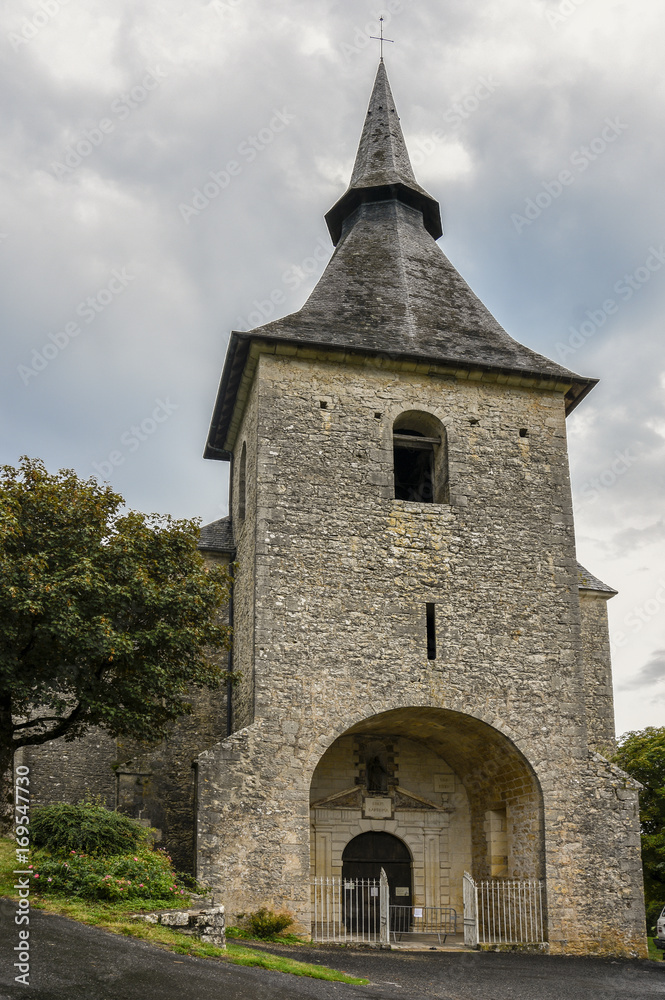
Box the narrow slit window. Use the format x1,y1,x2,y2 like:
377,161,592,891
426,603,436,660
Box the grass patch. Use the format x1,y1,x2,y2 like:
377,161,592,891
222,944,367,982
226,924,305,945
647,936,663,961
0,837,367,985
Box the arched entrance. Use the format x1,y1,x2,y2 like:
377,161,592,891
342,831,412,909
309,707,545,923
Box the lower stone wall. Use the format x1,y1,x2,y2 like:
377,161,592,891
197,719,647,955
137,905,226,947
17,684,227,875
18,729,117,810
545,753,646,958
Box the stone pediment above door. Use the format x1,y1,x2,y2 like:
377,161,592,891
310,786,363,810
311,785,449,813
393,786,450,812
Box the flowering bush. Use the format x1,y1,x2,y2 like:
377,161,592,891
27,848,190,903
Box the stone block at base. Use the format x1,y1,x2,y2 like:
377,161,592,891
133,905,226,949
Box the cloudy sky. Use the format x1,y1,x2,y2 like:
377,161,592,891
1,0,663,736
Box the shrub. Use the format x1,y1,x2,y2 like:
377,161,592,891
27,847,189,903
239,907,294,939
30,803,149,857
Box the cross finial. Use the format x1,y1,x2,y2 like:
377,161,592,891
370,16,394,62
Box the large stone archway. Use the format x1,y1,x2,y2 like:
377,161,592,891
309,707,545,920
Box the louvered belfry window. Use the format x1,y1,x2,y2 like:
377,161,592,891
392,412,448,504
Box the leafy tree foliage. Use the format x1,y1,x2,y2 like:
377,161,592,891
0,457,231,830
613,727,665,930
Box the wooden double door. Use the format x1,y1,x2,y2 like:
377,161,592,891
341,832,412,931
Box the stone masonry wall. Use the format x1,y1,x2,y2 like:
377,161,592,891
197,348,646,955
115,680,228,874
579,593,616,754
19,730,117,811
229,375,259,732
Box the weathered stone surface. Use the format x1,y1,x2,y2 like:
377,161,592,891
133,906,226,948
578,592,617,754
196,351,645,957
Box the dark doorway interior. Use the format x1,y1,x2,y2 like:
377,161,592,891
342,832,412,930
393,432,434,502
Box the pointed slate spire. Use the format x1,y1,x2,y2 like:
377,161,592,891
205,60,597,460
325,62,443,245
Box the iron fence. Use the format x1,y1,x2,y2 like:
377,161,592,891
311,875,384,944
464,872,545,946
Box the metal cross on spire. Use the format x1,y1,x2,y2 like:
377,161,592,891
370,16,394,61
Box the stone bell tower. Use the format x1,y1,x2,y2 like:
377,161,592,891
198,60,645,956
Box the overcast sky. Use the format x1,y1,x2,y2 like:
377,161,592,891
2,0,663,737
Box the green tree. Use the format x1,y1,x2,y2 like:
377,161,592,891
612,726,665,929
0,457,231,833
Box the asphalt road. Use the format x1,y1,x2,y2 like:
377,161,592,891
1,899,663,1000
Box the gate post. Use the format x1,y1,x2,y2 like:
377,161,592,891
463,872,478,948
379,867,390,946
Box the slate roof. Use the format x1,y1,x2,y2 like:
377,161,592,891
205,62,597,460
198,515,235,554
325,61,442,244
577,562,617,596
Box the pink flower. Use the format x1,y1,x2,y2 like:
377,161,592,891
133,857,138,862
28,865,33,869
47,878,52,882
139,884,144,888
71,850,76,855
34,874,39,878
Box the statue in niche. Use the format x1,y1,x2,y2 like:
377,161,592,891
366,754,389,793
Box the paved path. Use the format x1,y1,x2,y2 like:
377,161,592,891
1,900,663,1000
250,941,665,999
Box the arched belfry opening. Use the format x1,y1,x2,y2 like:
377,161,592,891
309,707,545,920
392,411,449,503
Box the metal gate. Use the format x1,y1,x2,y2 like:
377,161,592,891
463,872,545,946
315,871,545,947
390,905,458,944
313,869,456,946
312,870,389,944
463,871,479,947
